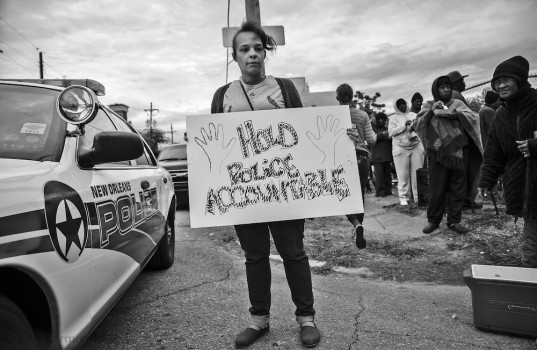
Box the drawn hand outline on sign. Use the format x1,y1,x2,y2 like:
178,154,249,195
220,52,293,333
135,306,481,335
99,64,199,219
194,123,236,172
306,114,345,166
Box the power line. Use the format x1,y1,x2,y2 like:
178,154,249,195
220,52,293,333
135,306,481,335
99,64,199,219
0,39,38,67
0,16,40,51
0,16,70,78
0,54,35,75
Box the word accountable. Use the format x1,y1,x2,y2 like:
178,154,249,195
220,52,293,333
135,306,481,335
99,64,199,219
205,155,350,215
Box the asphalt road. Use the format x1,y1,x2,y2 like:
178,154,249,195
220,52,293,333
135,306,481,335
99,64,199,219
81,210,536,350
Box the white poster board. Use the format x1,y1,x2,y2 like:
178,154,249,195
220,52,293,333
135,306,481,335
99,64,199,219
186,105,363,228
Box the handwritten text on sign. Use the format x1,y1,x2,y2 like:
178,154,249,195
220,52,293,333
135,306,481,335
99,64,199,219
186,105,363,228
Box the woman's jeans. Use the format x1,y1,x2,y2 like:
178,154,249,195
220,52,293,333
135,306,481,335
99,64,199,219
392,143,425,202
234,219,315,317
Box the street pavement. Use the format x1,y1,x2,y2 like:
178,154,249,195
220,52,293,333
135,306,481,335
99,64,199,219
83,201,536,350
178,199,535,350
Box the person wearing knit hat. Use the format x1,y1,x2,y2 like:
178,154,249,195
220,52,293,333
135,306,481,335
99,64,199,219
410,92,423,114
479,90,500,148
479,55,537,268
491,55,530,88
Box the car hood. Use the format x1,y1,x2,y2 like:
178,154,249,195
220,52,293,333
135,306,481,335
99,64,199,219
158,159,187,171
0,159,57,179
0,159,58,214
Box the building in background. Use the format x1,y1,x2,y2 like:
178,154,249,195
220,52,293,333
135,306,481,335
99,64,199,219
109,103,129,121
309,91,338,107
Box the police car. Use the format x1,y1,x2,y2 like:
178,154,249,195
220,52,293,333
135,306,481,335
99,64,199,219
0,79,176,350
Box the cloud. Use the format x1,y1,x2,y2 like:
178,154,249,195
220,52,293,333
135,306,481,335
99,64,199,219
1,0,537,133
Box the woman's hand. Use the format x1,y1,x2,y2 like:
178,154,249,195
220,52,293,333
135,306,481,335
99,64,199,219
516,140,530,158
432,101,444,110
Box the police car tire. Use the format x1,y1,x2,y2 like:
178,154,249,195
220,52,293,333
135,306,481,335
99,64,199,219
0,294,37,350
148,212,175,269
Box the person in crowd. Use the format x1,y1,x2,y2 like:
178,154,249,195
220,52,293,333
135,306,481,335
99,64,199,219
479,55,537,268
447,71,470,106
447,70,483,210
336,83,377,250
388,98,424,205
415,76,482,234
370,112,393,197
210,21,320,348
479,90,500,148
409,92,423,114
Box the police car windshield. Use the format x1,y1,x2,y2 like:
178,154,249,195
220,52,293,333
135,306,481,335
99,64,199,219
0,84,64,162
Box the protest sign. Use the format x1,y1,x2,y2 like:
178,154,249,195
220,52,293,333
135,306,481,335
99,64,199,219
186,105,363,228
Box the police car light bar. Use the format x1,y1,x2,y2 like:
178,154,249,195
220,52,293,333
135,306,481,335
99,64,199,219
2,79,106,96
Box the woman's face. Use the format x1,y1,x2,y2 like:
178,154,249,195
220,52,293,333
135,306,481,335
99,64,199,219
494,77,519,100
438,83,452,100
234,31,265,80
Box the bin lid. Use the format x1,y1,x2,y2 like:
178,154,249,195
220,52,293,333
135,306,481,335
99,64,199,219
471,264,537,283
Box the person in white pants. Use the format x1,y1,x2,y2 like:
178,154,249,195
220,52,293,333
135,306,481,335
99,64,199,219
388,98,425,205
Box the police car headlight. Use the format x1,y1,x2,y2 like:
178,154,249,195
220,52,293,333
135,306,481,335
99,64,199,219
56,85,99,125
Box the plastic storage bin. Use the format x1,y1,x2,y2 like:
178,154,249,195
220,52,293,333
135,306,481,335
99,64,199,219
463,264,537,338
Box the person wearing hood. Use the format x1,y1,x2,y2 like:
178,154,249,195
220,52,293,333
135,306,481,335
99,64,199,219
388,98,424,205
414,76,483,234
478,55,537,268
410,92,423,114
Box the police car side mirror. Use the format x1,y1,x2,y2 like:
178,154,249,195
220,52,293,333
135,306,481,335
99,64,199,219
78,131,144,167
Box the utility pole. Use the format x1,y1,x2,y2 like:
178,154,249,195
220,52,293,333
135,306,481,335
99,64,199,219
245,0,263,75
39,51,43,79
245,0,261,25
166,123,178,143
144,102,159,141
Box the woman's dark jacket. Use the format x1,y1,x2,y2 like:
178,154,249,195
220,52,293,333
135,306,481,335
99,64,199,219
479,85,537,219
211,77,303,113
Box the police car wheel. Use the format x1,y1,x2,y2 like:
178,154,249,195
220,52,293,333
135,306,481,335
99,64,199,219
148,211,175,269
0,294,37,350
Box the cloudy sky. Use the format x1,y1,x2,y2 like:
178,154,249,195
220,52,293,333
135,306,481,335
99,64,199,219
1,0,536,138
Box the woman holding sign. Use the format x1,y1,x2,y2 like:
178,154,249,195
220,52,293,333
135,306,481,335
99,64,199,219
210,21,320,348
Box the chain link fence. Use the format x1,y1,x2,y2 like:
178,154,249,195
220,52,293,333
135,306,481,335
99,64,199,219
462,73,537,111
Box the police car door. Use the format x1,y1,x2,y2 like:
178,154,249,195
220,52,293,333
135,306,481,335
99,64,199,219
79,109,164,320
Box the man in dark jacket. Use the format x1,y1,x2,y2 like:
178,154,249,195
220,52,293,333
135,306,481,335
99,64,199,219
479,55,537,268
370,112,393,197
447,70,484,211
478,90,500,148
